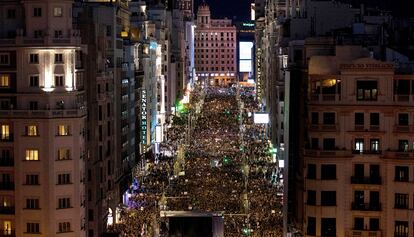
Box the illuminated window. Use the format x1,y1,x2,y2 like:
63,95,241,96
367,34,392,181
26,125,38,136
1,125,10,140
3,221,11,235
57,125,69,136
0,196,12,208
0,75,10,88
0,54,9,65
53,7,63,17
58,222,71,233
394,221,408,237
357,81,378,101
25,149,39,161
57,148,70,160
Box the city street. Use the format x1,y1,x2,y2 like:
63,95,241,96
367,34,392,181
114,85,283,237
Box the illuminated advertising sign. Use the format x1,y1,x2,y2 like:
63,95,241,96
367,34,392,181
242,23,255,27
256,48,262,100
140,89,147,145
253,113,269,124
239,41,253,73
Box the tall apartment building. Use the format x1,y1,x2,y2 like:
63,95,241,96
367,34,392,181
74,1,134,236
0,0,86,236
304,45,414,237
255,1,395,235
194,3,237,86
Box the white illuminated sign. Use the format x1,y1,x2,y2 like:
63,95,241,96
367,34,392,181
240,60,252,72
240,42,254,73
253,113,269,124
240,42,253,60
156,125,162,143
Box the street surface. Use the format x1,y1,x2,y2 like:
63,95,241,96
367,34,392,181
113,85,283,237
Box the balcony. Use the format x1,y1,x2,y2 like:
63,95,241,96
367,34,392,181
304,149,353,157
309,124,339,132
0,229,15,237
0,158,13,167
351,176,381,185
0,182,14,191
369,125,380,131
354,125,365,131
382,150,414,159
352,202,381,211
393,125,412,133
0,206,14,214
349,230,381,237
309,94,341,103
0,109,86,119
0,31,81,47
352,150,382,155
0,135,13,142
394,94,414,103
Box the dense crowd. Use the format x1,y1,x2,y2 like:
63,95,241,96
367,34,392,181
112,84,283,237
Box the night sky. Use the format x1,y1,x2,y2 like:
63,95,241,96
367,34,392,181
193,0,414,20
193,0,253,21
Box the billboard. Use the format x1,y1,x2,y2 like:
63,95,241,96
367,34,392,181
239,41,253,73
253,113,269,124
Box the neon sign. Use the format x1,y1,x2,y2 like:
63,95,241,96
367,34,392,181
140,89,147,144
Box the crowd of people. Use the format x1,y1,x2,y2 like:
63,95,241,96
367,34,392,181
113,84,283,237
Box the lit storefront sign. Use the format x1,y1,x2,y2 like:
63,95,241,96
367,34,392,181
256,48,263,101
140,89,147,145
242,22,255,27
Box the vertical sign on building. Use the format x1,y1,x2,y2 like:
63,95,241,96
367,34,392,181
256,48,262,101
140,89,147,145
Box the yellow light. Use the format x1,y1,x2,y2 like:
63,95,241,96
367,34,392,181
321,79,337,87
121,31,128,38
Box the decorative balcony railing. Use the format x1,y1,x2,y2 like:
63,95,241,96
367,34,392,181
304,149,353,157
382,150,414,159
0,158,13,167
0,206,14,215
351,176,381,185
0,183,14,191
393,125,412,133
351,202,381,211
0,109,86,119
309,94,340,102
0,134,13,142
0,229,15,237
308,124,339,132
349,230,381,237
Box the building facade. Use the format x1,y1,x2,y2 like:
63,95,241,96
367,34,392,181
0,0,86,235
194,3,237,86
74,1,134,236
305,46,414,237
